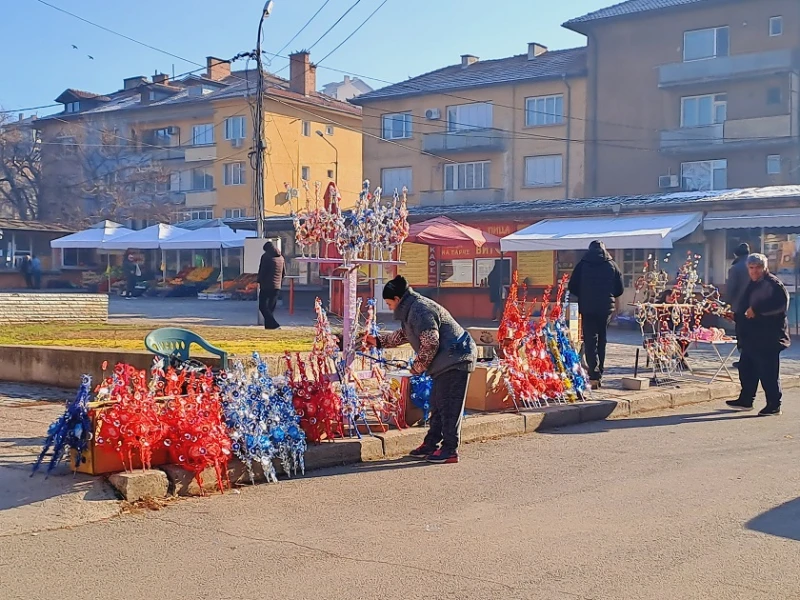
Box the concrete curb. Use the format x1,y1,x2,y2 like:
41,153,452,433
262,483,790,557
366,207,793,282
107,376,800,501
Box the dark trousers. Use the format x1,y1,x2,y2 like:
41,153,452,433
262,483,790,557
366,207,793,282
582,313,611,381
738,348,782,408
259,288,280,329
125,277,137,297
23,273,33,289
32,272,41,289
423,369,470,452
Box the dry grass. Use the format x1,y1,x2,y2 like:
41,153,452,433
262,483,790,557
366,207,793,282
0,323,316,356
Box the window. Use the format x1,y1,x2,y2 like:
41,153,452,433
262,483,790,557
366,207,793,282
524,155,563,187
327,169,335,179
621,249,658,288
681,93,727,127
767,155,782,175
681,159,727,191
301,166,310,181
63,248,95,268
770,16,783,37
224,208,244,219
225,116,246,140
191,124,214,146
223,162,246,186
447,103,493,132
301,121,311,137
191,208,214,220
152,127,174,146
525,94,564,126
767,87,782,105
381,167,413,193
444,161,490,191
191,168,214,190
326,125,335,136
382,112,412,140
683,26,729,61
65,101,80,113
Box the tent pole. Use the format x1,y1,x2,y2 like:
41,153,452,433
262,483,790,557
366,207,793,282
107,253,111,296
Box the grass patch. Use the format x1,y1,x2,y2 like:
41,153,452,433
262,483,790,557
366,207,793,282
0,323,316,356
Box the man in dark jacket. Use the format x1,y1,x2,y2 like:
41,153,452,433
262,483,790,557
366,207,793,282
727,253,790,416
122,253,137,299
257,241,285,330
365,275,477,464
568,240,624,388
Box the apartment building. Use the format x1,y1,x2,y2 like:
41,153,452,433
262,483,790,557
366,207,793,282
36,52,362,225
564,0,800,196
351,43,587,208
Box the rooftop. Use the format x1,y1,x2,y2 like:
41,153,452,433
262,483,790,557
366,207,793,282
351,47,587,104
407,185,800,219
564,0,712,31
0,218,75,233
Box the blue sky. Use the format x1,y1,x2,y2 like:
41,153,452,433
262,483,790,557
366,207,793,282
1,0,610,115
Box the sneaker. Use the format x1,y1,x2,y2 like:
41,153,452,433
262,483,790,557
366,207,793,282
758,406,782,417
408,444,437,460
426,448,459,464
590,380,602,390
726,399,754,410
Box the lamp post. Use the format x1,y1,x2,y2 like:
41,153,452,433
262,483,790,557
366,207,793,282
252,0,274,239
316,130,338,185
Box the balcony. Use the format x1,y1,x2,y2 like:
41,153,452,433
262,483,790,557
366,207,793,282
148,147,185,161
660,115,795,153
419,188,505,207
184,190,217,207
422,129,508,154
184,145,217,162
659,49,796,88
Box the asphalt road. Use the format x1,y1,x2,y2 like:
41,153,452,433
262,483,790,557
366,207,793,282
3,394,800,600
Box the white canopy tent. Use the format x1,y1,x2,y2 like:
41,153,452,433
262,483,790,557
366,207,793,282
101,223,189,250
49,220,133,249
500,213,703,252
703,208,800,230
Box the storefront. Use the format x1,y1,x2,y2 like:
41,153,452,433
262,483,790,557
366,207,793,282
0,218,76,289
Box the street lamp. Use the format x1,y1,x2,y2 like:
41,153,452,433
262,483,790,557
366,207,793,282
316,130,338,185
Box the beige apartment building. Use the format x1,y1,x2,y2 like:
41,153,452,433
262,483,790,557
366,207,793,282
351,43,587,207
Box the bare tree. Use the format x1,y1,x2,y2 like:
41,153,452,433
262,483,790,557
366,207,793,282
0,112,41,220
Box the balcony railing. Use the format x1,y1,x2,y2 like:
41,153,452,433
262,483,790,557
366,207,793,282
659,49,796,87
184,190,217,207
422,129,508,154
148,147,185,161
419,188,505,207
184,145,217,162
660,115,795,152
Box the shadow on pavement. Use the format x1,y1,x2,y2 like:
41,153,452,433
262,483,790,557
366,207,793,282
543,409,761,435
300,456,439,480
747,498,800,542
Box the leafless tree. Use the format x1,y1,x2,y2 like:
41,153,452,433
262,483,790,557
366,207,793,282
0,112,41,220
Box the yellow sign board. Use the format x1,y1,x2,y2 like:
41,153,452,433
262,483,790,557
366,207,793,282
397,242,429,286
516,251,555,286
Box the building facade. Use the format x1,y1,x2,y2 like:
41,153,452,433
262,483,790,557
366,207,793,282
565,0,800,197
321,76,373,101
36,52,362,225
351,43,588,208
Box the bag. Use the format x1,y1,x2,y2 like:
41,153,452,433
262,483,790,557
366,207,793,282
134,264,141,277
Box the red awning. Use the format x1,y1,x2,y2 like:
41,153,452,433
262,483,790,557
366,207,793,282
407,216,501,248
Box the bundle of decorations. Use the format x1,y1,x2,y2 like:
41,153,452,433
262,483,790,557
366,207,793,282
219,353,306,484
31,375,93,477
157,364,232,493
409,372,433,425
633,253,670,303
283,351,342,445
549,275,589,400
292,180,409,264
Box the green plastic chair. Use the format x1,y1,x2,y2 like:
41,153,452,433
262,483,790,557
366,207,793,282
144,327,228,370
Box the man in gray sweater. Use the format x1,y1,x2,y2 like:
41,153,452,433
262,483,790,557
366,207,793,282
365,276,477,464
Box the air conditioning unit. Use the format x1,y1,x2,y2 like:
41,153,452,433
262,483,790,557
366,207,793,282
425,108,441,120
231,138,243,148
658,174,680,189
167,126,180,135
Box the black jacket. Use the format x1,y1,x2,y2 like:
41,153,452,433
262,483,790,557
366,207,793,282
568,246,624,316
257,250,285,291
737,271,790,353
725,256,749,314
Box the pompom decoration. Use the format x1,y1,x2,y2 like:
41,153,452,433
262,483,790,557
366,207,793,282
409,372,433,424
31,375,93,477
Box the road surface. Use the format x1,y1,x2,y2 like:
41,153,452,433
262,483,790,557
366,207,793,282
2,392,800,599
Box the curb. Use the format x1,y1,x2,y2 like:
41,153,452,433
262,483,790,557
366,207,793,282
108,375,800,500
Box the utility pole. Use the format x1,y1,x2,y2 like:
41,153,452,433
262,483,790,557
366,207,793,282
252,0,274,239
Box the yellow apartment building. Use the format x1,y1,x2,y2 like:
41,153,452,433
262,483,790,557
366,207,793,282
36,52,362,225
351,43,587,207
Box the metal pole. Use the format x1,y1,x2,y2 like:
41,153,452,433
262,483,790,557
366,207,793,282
252,1,274,240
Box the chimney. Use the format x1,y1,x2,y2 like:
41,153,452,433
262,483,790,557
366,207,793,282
153,72,169,85
528,43,548,59
123,76,148,90
289,51,316,96
461,54,479,68
206,56,231,81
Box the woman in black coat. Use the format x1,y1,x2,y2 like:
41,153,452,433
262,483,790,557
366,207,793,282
257,242,285,330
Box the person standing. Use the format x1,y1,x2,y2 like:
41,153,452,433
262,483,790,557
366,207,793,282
257,241,285,330
122,253,138,298
19,255,33,289
365,275,477,464
30,255,42,289
487,259,507,322
567,240,624,389
727,253,790,416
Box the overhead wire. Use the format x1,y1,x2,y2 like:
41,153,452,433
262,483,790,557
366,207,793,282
273,0,333,59
315,0,391,66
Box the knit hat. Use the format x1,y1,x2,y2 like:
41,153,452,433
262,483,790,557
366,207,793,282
734,243,750,257
382,275,408,300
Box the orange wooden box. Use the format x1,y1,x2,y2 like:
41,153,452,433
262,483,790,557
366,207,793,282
466,365,510,412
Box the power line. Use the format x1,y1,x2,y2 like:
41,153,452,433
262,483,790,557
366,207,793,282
306,0,363,52
273,0,333,58
316,0,391,66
